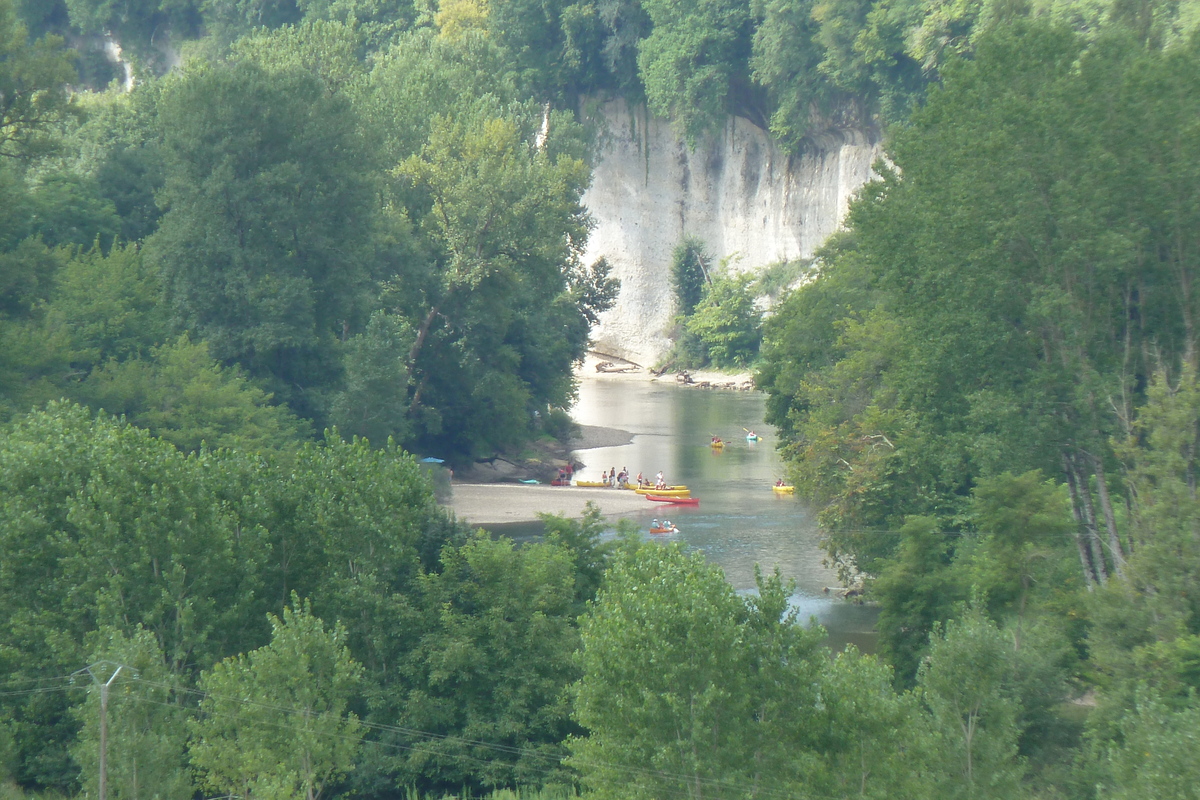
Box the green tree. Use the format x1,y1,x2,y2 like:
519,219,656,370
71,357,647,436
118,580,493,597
0,403,266,788
298,0,417,48
684,270,762,368
756,22,1200,593
190,598,364,800
394,97,593,455
1099,688,1200,799
0,0,76,160
227,18,367,96
42,243,168,369
917,608,1024,799
670,235,709,315
872,516,965,685
200,0,304,46
0,239,71,418
572,539,828,799
360,28,521,169
820,646,930,799
960,470,1076,625
72,627,192,800
373,533,581,794
750,0,833,150
25,173,120,249
83,335,310,454
539,502,614,609
147,59,379,415
637,0,754,142
330,310,416,447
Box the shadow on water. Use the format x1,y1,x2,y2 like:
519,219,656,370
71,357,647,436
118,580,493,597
479,377,879,653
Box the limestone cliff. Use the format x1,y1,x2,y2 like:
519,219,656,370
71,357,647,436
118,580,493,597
580,97,882,367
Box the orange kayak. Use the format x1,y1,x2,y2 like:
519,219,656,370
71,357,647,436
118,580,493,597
646,495,699,505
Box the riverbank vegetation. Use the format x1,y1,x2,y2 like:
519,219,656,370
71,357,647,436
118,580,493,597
0,2,618,466
664,237,765,372
3,0,1200,797
757,15,1200,800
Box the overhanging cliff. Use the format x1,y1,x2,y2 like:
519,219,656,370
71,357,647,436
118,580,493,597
580,97,882,367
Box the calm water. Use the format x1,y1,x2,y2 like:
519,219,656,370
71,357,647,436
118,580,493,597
491,377,878,652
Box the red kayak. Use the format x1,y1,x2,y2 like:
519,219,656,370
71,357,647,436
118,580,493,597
645,494,700,505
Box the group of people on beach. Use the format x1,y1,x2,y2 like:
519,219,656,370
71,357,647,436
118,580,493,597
598,467,669,490
599,467,628,487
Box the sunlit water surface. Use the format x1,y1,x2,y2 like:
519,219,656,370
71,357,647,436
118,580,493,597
487,377,877,652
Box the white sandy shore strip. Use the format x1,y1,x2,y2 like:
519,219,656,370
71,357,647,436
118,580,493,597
581,352,752,386
572,423,635,450
446,483,651,526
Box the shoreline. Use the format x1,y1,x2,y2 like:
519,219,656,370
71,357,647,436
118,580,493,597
445,483,650,526
442,353,754,526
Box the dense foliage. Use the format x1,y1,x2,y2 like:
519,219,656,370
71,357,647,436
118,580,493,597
4,0,1200,798
0,403,617,797
666,238,765,370
25,0,1200,150
754,14,1200,799
0,2,619,464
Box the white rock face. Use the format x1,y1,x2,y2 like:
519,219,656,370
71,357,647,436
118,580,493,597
580,97,882,366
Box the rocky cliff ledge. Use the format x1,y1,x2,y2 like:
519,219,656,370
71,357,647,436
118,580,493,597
580,97,882,366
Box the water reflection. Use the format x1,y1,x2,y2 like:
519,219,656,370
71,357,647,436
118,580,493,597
487,377,878,651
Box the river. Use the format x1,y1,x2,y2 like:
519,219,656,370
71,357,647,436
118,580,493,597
490,375,878,652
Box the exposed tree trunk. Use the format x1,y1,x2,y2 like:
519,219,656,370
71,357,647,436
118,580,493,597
406,305,439,381
1073,453,1110,584
1089,451,1127,580
1063,452,1099,589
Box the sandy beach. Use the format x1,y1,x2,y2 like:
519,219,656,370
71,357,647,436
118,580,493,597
445,483,651,526
443,353,753,526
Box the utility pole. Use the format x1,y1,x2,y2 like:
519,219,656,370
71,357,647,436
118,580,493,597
78,661,133,800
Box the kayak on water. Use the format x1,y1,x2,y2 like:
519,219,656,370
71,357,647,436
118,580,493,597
645,495,699,505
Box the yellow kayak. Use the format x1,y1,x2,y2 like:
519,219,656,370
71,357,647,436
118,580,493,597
634,485,688,494
773,484,795,494
575,480,610,487
636,488,691,498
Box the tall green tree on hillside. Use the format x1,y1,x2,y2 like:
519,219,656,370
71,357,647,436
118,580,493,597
637,0,757,141
147,59,379,417
572,540,828,798
190,599,364,800
394,96,602,455
0,0,76,160
72,627,192,800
